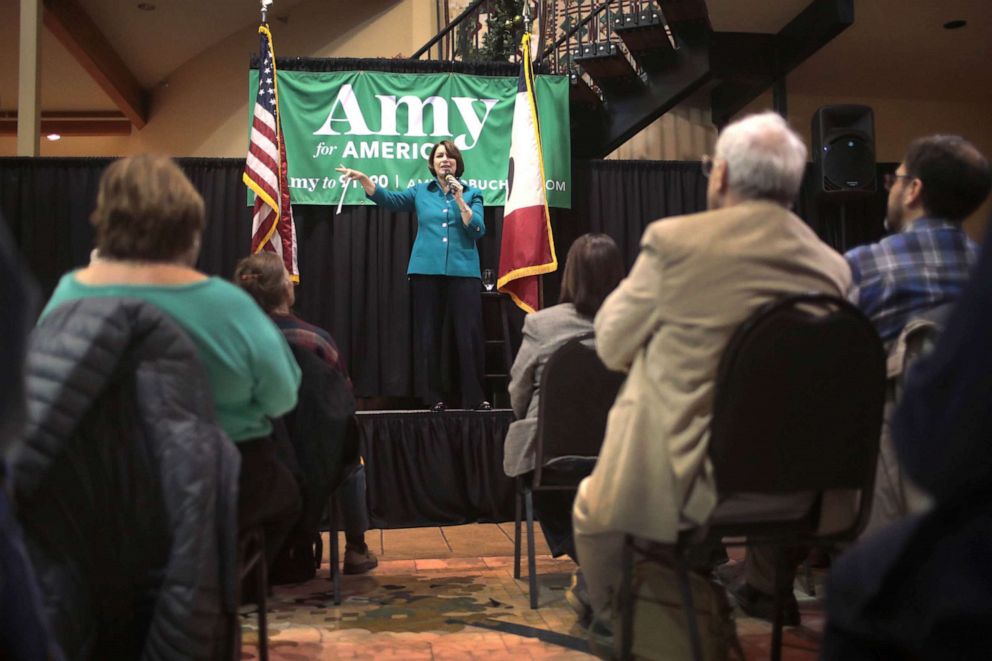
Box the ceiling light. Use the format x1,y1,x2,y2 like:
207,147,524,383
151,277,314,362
943,19,967,30
137,2,156,10
46,133,61,141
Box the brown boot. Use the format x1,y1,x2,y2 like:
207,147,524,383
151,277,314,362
343,544,378,575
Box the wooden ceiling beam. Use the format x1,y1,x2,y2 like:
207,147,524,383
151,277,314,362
42,0,148,129
0,110,132,136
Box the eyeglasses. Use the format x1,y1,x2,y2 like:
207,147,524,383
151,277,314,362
883,172,915,191
701,155,714,178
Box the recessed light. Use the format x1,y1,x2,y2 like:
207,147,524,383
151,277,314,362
943,19,967,30
46,133,61,141
137,2,156,10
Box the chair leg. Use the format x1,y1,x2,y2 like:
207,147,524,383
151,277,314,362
803,556,816,597
513,477,523,580
770,562,787,661
673,552,704,661
619,536,634,661
314,533,323,571
256,532,269,661
330,494,342,606
525,487,538,609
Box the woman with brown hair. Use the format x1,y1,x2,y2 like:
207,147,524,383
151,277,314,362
235,251,349,380
502,233,625,561
336,140,489,411
42,154,302,567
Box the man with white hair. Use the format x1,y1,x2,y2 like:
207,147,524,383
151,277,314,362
570,112,852,637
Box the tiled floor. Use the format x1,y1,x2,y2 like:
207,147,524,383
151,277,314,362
239,524,825,660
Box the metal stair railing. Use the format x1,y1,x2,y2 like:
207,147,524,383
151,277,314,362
412,1,661,69
412,0,489,61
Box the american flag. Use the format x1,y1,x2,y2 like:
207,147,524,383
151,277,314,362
244,23,299,281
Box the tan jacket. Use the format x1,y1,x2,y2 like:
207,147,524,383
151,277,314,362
576,200,852,543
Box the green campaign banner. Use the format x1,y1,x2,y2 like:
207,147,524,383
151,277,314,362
248,69,571,208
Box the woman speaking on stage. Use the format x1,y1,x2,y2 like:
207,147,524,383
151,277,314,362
337,140,490,412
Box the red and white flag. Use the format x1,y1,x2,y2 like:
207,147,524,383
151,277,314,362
243,23,299,281
497,32,557,313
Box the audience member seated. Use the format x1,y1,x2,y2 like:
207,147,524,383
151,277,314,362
570,112,852,638
503,233,624,563
235,251,378,576
845,135,990,348
823,212,992,659
38,154,302,569
845,136,990,535
0,214,61,660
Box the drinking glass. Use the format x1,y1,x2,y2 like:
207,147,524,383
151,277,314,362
482,268,495,291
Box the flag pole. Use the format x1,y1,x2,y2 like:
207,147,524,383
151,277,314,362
260,0,272,24
522,3,544,309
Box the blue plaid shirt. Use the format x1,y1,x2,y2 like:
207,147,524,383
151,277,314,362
845,217,979,345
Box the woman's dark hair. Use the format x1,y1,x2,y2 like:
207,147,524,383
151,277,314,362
427,140,465,178
233,251,288,313
904,135,991,221
91,154,205,262
559,233,625,318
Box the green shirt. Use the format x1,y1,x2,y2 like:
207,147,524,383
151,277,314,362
42,273,302,442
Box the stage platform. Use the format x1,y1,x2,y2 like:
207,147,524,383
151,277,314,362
355,409,517,529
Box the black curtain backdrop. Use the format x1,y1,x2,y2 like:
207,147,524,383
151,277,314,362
0,156,891,399
356,410,516,528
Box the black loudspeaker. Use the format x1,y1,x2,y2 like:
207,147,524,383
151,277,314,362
812,105,876,197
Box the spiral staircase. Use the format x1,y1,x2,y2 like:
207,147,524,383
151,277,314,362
414,0,854,158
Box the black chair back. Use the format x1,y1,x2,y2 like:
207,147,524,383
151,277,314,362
534,337,627,482
709,294,886,496
283,344,357,530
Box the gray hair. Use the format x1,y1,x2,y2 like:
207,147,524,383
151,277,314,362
714,112,807,204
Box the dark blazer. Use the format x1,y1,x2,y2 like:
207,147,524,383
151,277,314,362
0,216,59,661
823,227,992,660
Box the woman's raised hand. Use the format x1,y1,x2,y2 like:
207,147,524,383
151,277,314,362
336,166,377,195
335,165,363,180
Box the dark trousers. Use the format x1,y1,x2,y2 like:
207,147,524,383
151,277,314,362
337,463,371,549
745,545,808,595
527,461,596,563
533,490,578,562
237,437,302,568
410,275,485,408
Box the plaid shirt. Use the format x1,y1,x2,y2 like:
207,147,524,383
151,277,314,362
845,217,979,345
271,313,352,390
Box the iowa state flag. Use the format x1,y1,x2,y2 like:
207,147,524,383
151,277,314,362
497,32,557,313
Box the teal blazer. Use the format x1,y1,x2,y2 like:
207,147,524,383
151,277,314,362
368,180,485,278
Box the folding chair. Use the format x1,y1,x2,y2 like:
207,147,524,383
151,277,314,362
513,336,626,608
618,294,886,661
238,528,269,661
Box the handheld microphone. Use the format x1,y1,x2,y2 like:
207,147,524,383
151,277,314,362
445,174,463,193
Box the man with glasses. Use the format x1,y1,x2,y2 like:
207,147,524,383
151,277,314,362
846,135,990,347
845,138,990,538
